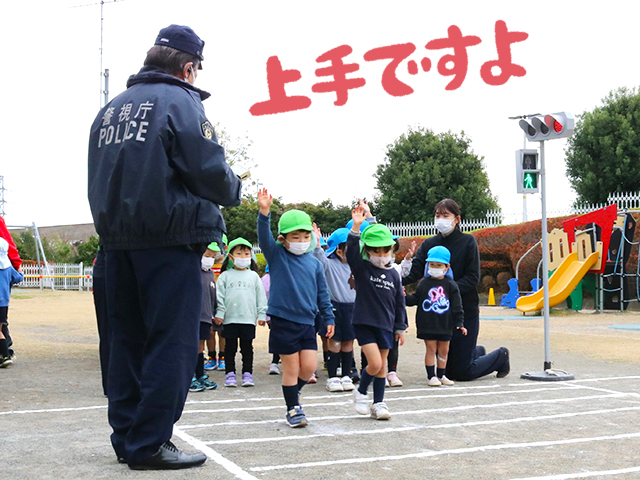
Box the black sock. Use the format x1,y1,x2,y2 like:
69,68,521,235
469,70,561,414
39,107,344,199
0,339,8,358
272,353,280,364
373,377,386,403
359,368,375,395
210,350,216,360
437,368,446,378
282,385,299,409
341,351,354,377
297,377,308,392
323,350,329,364
327,350,341,378
426,365,435,378
196,353,205,379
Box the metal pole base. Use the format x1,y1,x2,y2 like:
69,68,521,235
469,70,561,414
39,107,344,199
521,369,575,382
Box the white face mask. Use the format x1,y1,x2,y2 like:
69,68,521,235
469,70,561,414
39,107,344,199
201,257,215,271
287,241,310,256
428,266,446,278
435,218,455,235
233,257,251,269
370,255,392,268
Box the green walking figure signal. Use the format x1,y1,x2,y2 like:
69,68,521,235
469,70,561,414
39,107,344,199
515,149,539,194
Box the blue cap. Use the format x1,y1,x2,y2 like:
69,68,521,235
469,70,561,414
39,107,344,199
320,236,328,247
265,264,269,273
392,235,400,240
346,219,371,232
425,245,450,264
155,25,205,68
325,228,350,256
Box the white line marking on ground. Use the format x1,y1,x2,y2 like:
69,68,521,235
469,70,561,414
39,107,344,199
507,465,640,479
178,392,627,430
0,405,106,416
248,431,640,472
564,383,630,395
173,426,259,480
203,405,640,445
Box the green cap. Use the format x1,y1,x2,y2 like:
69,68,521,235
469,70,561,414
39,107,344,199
278,209,313,234
207,242,221,252
222,234,228,245
228,237,253,253
361,224,395,247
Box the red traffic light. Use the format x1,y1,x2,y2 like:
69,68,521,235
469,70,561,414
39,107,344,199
545,115,564,133
517,112,574,142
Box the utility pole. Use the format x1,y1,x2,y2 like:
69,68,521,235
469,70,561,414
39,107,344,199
0,175,6,217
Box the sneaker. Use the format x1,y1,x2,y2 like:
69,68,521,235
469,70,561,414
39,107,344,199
204,358,217,371
286,405,308,428
0,356,14,368
198,376,217,390
439,375,454,386
269,363,280,375
428,376,442,387
353,389,371,415
308,372,317,384
326,377,344,392
224,372,237,387
340,376,354,391
217,358,226,370
370,402,391,420
496,347,511,378
385,378,390,387
241,372,254,387
387,371,403,387
349,369,360,384
336,366,342,377
189,376,205,392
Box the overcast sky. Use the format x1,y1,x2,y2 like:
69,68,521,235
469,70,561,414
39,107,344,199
1,1,638,227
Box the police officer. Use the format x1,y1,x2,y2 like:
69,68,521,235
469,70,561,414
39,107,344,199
88,25,242,470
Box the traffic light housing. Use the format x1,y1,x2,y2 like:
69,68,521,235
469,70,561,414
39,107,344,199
516,149,539,194
518,112,575,142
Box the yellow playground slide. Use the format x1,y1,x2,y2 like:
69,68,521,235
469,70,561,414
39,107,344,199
516,251,600,313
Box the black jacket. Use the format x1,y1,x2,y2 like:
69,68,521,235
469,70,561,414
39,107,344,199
88,66,241,250
406,276,464,336
403,228,480,306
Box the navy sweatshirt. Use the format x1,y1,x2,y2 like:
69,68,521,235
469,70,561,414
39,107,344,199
405,276,464,336
257,213,334,327
404,228,480,307
346,232,407,334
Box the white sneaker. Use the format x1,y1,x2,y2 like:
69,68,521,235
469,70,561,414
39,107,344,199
387,371,403,387
385,378,390,387
326,377,344,392
340,376,354,391
439,375,454,386
353,389,370,415
428,376,442,387
269,363,280,375
370,402,391,420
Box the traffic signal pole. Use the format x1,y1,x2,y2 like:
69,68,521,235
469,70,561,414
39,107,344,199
539,140,552,370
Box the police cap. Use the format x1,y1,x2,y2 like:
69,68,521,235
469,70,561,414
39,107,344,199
155,25,205,69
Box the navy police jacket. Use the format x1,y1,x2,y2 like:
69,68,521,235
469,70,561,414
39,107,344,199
88,65,242,250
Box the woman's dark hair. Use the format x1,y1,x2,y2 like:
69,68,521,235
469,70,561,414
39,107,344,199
434,199,461,218
144,45,201,76
220,245,258,273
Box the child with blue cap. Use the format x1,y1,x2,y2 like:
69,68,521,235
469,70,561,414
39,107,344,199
405,245,467,386
312,225,357,393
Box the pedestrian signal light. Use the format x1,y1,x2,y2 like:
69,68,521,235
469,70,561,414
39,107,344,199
516,149,540,194
519,112,574,142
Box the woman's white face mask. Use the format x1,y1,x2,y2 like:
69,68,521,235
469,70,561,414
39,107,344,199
435,218,455,235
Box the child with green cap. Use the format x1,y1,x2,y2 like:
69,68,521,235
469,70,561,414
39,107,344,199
204,240,225,371
405,245,467,386
189,243,221,392
257,188,335,428
214,237,268,387
348,205,407,420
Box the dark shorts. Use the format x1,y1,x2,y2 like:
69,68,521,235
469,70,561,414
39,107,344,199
210,322,222,333
199,322,212,340
354,324,394,350
0,306,7,325
269,316,317,355
222,323,256,340
418,333,453,341
331,302,355,342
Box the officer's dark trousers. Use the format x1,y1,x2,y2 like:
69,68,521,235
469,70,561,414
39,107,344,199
446,303,508,381
105,247,201,463
92,249,110,396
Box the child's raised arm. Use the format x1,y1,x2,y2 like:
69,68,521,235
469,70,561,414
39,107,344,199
257,188,277,262
258,188,273,216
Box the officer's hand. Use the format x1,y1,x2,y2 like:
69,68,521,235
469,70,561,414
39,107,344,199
325,324,335,339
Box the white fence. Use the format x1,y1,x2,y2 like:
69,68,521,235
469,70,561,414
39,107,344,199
18,263,94,291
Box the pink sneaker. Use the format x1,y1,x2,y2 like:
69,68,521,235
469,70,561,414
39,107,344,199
308,373,317,384
387,371,403,387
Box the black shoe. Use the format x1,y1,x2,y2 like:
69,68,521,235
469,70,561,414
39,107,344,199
117,457,126,464
128,441,206,470
496,348,510,378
